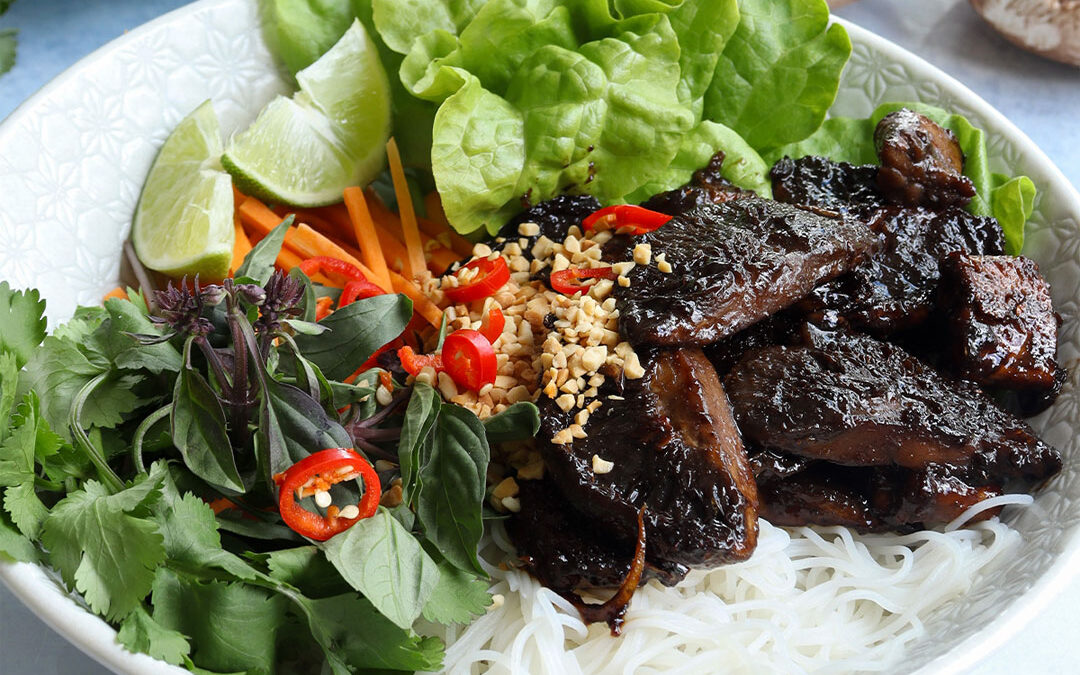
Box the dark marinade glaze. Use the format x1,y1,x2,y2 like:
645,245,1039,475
608,196,878,346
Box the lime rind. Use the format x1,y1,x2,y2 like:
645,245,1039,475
132,100,234,279
222,20,392,208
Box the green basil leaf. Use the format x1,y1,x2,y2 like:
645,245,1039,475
398,383,442,504
416,403,488,574
293,293,413,380
320,507,441,629
482,401,540,443
171,363,244,494
234,216,294,286
284,319,328,336
422,556,491,624
257,375,353,480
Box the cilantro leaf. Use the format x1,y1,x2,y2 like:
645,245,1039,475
416,403,489,574
40,471,167,621
320,507,440,629
117,605,191,666
0,352,19,443
0,282,46,368
99,297,182,374
153,486,259,582
151,567,287,675
3,482,47,540
21,335,142,437
0,508,37,563
0,394,63,538
422,556,492,624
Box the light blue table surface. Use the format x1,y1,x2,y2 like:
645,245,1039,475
1,1,1078,674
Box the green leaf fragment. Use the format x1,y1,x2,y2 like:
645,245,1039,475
0,282,46,368
422,556,491,624
234,216,293,286
151,567,287,675
482,400,540,443
320,507,440,629
117,605,192,666
171,361,245,493
991,174,1036,255
40,470,167,621
706,0,850,153
416,404,488,574
398,382,442,504
293,293,413,380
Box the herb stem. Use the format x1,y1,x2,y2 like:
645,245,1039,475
69,373,125,494
194,335,233,401
132,404,171,475
226,297,252,448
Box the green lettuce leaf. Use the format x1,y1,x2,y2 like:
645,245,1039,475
705,0,850,153
769,102,1037,254
991,174,1036,256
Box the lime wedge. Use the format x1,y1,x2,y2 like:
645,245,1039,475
132,99,234,279
222,20,391,208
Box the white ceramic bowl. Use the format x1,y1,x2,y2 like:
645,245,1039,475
1,2,1079,673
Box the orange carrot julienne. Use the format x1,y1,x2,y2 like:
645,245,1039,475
385,138,427,278
238,196,286,237
390,270,443,327
290,224,393,293
343,187,394,292
275,245,304,273
230,219,253,275
366,190,460,274
103,286,128,302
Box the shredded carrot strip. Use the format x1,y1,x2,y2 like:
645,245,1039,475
238,196,286,237
366,191,460,274
343,187,394,292
385,138,427,278
229,219,253,275
390,270,443,327
422,192,473,257
236,192,439,326
103,286,127,302
275,245,304,272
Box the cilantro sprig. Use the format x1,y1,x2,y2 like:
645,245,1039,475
0,224,540,673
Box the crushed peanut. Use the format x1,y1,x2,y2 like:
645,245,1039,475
592,455,615,474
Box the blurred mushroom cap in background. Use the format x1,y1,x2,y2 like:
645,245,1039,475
970,0,1080,65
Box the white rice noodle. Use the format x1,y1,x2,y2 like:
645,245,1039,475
427,506,1028,675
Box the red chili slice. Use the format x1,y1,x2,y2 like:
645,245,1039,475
442,329,498,391
340,278,384,306
397,345,444,377
550,266,616,295
443,256,510,304
480,307,505,344
582,205,672,235
273,448,381,541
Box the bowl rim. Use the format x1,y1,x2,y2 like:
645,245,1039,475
2,4,1080,675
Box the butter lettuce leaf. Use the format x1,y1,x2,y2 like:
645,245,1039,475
770,101,1036,255
705,0,850,153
